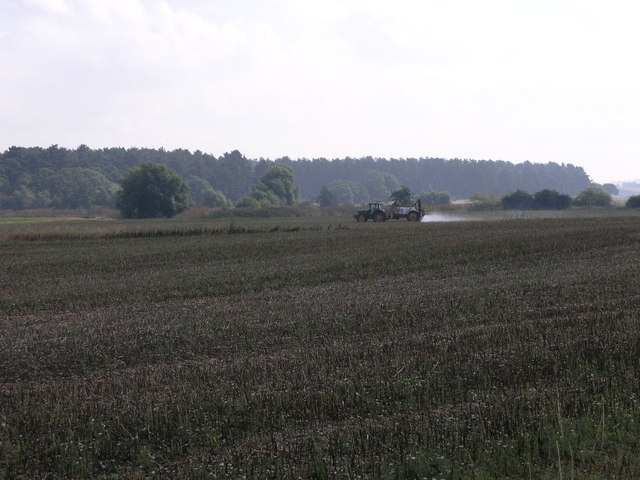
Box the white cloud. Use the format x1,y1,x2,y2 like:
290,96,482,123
23,0,70,15
1,0,639,181
2,0,282,145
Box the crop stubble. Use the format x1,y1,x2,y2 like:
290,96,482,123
1,217,640,479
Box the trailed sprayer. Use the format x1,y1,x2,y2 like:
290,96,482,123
354,199,425,222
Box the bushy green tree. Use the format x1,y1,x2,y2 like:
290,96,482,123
237,165,298,208
317,186,338,207
389,186,413,205
502,190,534,210
201,188,229,207
532,189,571,210
186,176,214,205
573,187,612,207
258,165,299,205
116,162,192,218
625,195,640,208
420,190,451,205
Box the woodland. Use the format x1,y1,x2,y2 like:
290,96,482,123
0,145,592,209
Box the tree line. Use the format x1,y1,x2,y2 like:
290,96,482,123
479,187,614,210
0,145,594,210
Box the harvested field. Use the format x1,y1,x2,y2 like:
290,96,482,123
1,215,640,478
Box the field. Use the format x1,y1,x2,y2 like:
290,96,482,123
1,212,640,479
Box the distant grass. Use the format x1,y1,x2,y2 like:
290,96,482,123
1,214,640,478
0,216,89,226
0,207,117,218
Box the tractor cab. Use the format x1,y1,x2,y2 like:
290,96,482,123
367,202,383,213
354,202,387,222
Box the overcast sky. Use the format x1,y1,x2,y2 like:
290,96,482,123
1,0,639,183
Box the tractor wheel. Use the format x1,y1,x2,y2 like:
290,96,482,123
356,214,367,222
373,212,386,222
407,211,419,222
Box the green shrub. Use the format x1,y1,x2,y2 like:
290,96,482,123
116,162,192,218
502,190,534,210
238,165,299,207
532,189,572,210
201,188,229,207
626,195,640,208
573,187,612,207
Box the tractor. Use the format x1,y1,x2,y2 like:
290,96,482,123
354,199,424,222
354,202,387,222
